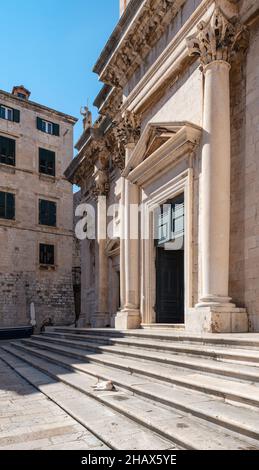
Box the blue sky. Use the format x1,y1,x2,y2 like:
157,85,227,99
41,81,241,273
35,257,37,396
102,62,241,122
0,0,118,145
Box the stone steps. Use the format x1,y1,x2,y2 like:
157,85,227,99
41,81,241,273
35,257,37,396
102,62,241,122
31,334,259,388
43,330,259,364
2,343,259,450
3,339,259,441
0,348,176,451
47,326,259,348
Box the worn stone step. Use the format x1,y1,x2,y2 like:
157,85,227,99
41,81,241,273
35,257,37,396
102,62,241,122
2,344,259,450
47,327,259,349
43,330,259,365
33,334,259,385
0,348,176,451
7,340,259,442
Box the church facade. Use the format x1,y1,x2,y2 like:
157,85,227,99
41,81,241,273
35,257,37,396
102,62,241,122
66,0,259,333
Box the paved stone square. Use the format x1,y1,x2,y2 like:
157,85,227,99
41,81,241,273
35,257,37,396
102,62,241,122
0,357,107,450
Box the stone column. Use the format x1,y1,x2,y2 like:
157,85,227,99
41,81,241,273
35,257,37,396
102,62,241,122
91,168,110,328
186,7,249,333
114,112,141,329
116,145,140,329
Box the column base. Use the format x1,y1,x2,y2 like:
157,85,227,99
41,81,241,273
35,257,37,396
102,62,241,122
91,312,110,328
115,309,141,330
186,306,248,334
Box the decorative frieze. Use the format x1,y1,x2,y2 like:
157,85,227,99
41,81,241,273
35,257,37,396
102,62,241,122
187,7,249,68
96,0,186,87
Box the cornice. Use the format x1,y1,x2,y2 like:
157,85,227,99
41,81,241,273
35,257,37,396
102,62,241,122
121,0,241,114
0,89,77,124
94,0,186,88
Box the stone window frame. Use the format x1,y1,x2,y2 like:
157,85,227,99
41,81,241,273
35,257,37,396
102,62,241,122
36,195,59,230
38,241,57,271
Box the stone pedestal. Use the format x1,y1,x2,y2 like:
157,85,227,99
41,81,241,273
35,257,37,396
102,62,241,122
186,308,248,334
115,309,141,330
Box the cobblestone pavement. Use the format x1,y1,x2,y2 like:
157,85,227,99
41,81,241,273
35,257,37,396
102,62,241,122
0,357,108,450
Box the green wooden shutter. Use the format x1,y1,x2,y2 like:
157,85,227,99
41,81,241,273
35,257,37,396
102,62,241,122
6,193,15,219
8,138,16,165
50,202,56,226
13,109,20,123
0,192,5,218
37,117,43,130
53,123,60,136
0,106,5,119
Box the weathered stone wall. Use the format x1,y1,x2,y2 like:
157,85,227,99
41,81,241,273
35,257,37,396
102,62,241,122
0,272,74,328
73,190,81,269
229,20,259,331
0,90,75,329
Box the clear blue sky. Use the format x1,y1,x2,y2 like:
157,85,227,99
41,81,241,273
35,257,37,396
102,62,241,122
0,0,118,145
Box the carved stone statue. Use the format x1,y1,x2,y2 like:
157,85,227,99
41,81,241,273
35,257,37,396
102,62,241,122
80,106,92,131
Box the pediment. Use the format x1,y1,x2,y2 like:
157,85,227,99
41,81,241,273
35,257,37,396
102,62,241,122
123,121,201,186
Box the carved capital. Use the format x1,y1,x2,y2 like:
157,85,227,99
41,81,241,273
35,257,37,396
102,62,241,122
110,111,141,172
90,169,110,199
187,7,249,67
114,111,141,147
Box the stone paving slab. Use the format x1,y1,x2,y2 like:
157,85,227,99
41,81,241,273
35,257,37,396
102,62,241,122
0,357,108,450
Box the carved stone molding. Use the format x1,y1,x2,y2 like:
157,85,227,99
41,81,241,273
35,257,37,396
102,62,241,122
90,169,110,199
187,7,249,68
94,0,186,87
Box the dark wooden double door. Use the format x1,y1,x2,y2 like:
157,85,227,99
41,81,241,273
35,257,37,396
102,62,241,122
155,248,184,324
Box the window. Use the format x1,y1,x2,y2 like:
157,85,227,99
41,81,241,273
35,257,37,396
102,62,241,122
39,244,54,266
17,93,26,99
37,117,59,136
0,136,16,166
0,191,15,220
39,148,55,176
39,199,56,227
0,105,20,123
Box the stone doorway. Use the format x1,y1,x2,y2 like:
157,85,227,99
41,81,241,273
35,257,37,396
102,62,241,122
154,194,185,324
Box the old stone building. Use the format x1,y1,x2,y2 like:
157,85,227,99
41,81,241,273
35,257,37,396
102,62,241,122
0,85,77,329
66,0,259,333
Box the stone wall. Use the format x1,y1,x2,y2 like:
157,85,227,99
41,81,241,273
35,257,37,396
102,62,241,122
0,272,74,328
229,20,259,331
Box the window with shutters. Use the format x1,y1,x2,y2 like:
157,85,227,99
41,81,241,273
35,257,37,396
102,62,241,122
0,191,15,220
39,244,55,266
39,199,57,227
0,136,16,166
39,148,55,176
37,117,59,136
0,104,20,123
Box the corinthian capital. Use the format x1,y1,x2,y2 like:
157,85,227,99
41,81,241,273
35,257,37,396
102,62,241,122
114,111,141,147
187,7,249,67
